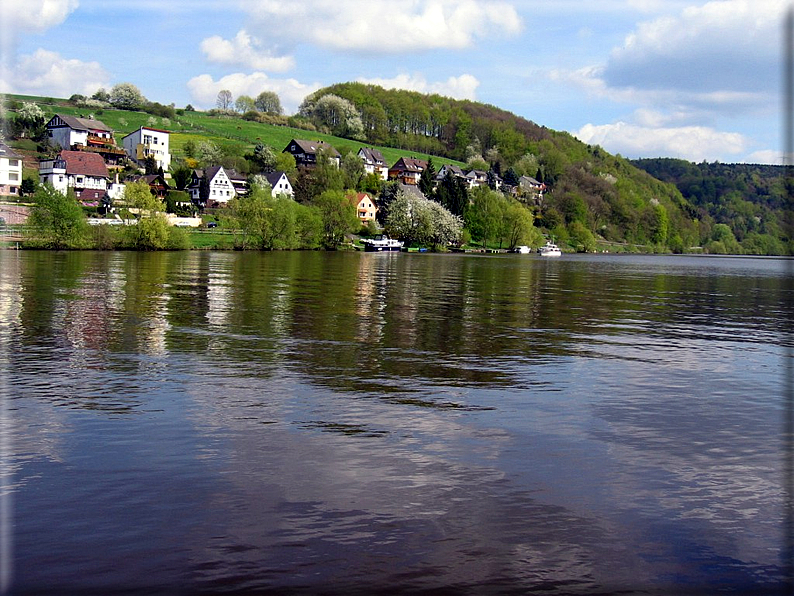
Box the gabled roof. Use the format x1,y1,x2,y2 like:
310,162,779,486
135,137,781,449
438,164,466,178
60,150,109,178
0,143,20,159
128,174,170,188
48,114,112,133
390,157,427,172
264,171,289,187
346,191,372,206
358,147,386,165
284,139,341,158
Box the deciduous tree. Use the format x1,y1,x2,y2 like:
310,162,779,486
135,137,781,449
26,185,88,249
254,91,283,115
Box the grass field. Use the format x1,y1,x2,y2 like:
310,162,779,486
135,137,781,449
6,93,464,169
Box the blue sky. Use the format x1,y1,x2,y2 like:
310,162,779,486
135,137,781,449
0,0,787,164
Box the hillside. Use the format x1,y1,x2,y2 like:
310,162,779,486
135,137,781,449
631,158,790,254
4,87,790,254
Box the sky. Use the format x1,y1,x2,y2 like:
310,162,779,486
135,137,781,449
0,0,789,164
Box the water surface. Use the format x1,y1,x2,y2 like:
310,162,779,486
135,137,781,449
2,250,791,594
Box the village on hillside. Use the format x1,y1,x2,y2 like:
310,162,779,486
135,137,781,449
0,110,546,236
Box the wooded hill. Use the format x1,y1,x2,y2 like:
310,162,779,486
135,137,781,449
302,83,759,253
630,158,791,255
6,85,791,254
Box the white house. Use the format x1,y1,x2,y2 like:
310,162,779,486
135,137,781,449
264,171,294,198
358,147,388,180
188,166,237,206
122,126,171,172
39,150,109,204
45,114,114,150
0,143,23,196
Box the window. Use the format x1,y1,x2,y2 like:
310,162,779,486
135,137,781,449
9,173,18,181
9,160,18,167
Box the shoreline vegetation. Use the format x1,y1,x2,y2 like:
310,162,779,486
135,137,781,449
2,84,790,256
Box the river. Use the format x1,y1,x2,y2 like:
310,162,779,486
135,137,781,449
1,250,792,595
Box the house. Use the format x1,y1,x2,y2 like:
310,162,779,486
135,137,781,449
226,169,249,197
122,126,171,172
127,174,170,198
264,171,294,198
0,143,23,196
45,114,114,150
465,170,488,188
436,164,466,182
39,150,109,205
283,139,341,168
358,147,388,180
187,166,239,207
45,114,126,167
388,157,427,185
347,192,377,224
519,176,546,195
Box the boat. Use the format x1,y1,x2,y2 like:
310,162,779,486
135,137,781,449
512,245,532,254
362,236,404,252
538,241,562,256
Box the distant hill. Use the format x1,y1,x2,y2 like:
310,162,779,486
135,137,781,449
631,158,790,255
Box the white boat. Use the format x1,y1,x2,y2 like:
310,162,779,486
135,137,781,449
512,245,532,254
538,241,562,256
362,236,404,252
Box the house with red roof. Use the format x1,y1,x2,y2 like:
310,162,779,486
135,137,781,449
39,150,109,205
348,191,377,224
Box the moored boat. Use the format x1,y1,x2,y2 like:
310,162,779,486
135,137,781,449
538,241,562,256
362,236,404,252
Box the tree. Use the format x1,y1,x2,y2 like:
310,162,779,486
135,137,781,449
26,185,88,249
385,189,462,249
123,179,170,250
503,200,541,249
255,91,283,115
109,83,145,110
302,94,365,140
314,189,359,248
235,95,255,114
216,89,233,111
467,186,504,249
419,157,436,197
14,102,45,139
341,152,365,190
251,143,277,173
436,170,468,217
197,141,223,167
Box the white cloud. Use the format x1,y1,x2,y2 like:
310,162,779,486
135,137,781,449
604,0,786,94
0,0,78,34
574,121,748,162
0,48,109,97
186,72,321,114
238,0,522,52
200,30,295,72
356,73,480,100
743,150,789,165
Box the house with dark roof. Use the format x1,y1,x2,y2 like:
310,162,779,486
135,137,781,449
283,139,341,168
264,171,294,198
358,147,388,180
127,174,171,198
436,164,466,182
39,150,109,204
388,157,427,185
187,166,246,207
45,114,126,167
46,114,114,150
